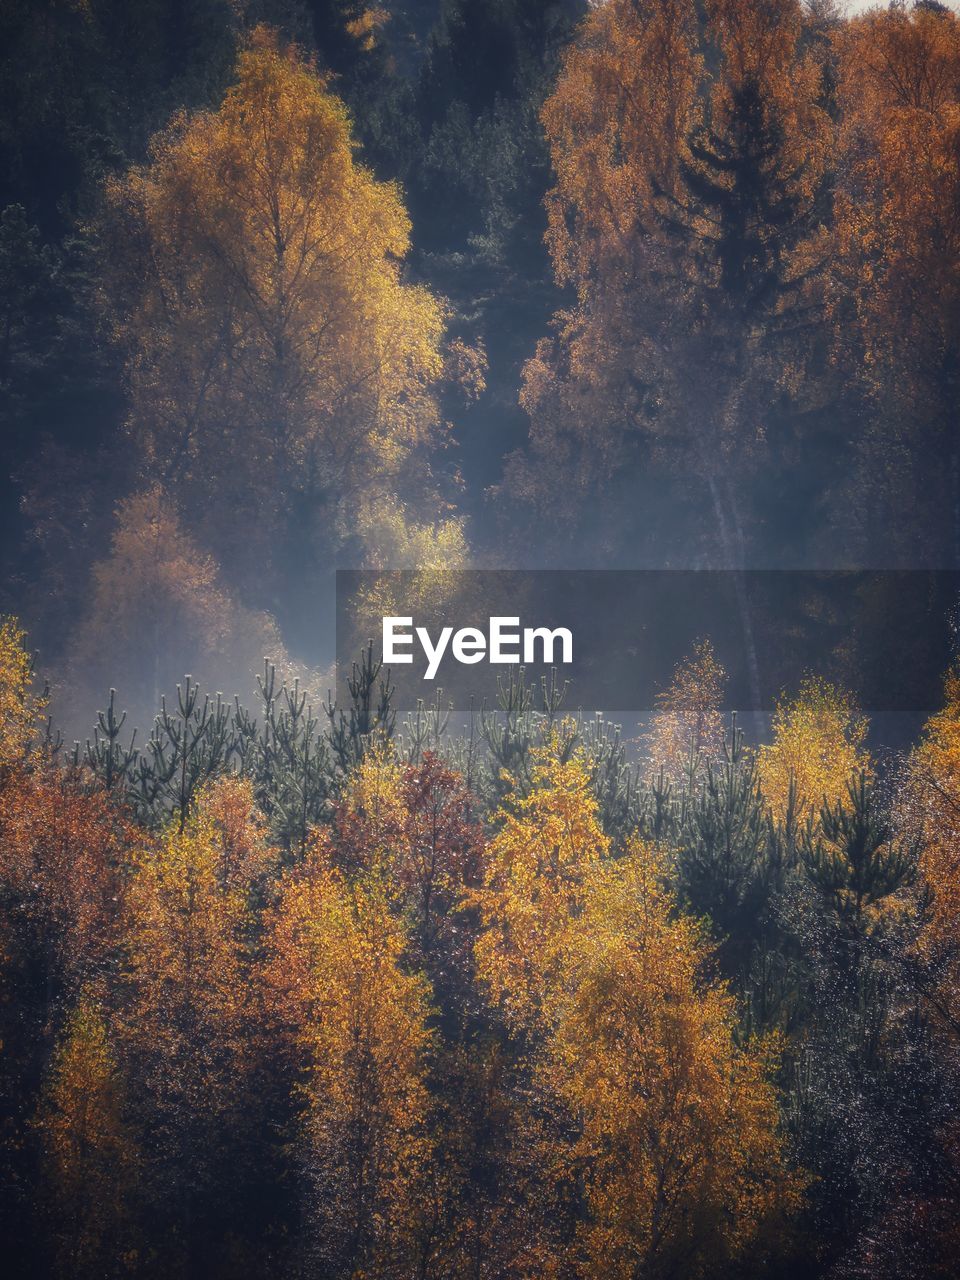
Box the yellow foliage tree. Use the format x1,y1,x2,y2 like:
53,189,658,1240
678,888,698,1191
333,743,410,874
0,616,43,775
758,676,869,825
645,639,727,784
475,748,802,1277
118,797,256,1237
100,27,459,578
265,849,434,1276
37,992,136,1276
549,843,801,1279
475,748,609,1031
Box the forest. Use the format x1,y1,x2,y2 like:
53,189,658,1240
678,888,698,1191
3,0,960,1276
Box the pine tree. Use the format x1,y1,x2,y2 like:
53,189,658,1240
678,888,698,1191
659,72,821,326
676,715,772,979
802,770,917,937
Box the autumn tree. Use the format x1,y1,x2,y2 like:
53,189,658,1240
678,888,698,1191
330,747,483,1006
265,847,434,1277
645,638,727,784
549,844,801,1279
503,0,834,567
99,26,464,598
475,747,610,1029
0,615,43,774
475,746,802,1277
758,675,869,825
116,795,262,1272
0,621,128,1039
0,777,127,1004
36,992,137,1277
67,486,286,735
905,667,960,1035
0,619,134,1274
396,751,484,996
833,3,960,563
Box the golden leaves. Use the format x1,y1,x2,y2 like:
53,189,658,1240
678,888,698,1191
265,850,434,1270
100,26,455,568
474,746,801,1278
758,676,870,825
0,616,43,773
646,638,727,784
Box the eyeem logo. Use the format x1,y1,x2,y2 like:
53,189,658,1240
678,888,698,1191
383,616,574,681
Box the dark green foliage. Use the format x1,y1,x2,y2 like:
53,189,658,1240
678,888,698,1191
802,771,918,935
401,687,452,764
674,718,775,978
138,677,234,831
325,642,398,770
408,0,585,259
0,0,240,236
661,76,821,323
76,648,399,839
78,688,138,795
238,662,333,854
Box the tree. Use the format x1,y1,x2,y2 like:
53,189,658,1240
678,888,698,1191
117,798,259,1272
0,776,127,1000
330,747,483,998
674,716,775,986
0,615,43,773
99,27,461,597
758,676,869,825
475,746,803,1277
546,842,802,1279
802,770,916,939
36,991,137,1277
396,751,484,992
0,707,130,1274
67,486,286,736
832,3,960,564
407,0,587,258
645,638,727,784
906,667,960,1034
474,745,609,1031
265,849,434,1277
502,0,834,569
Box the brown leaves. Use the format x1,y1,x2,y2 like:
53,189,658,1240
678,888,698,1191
0,770,129,992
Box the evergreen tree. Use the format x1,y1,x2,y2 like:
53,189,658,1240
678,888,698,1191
660,73,822,326
802,770,917,938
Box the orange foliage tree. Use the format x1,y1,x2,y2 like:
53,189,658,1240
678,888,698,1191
505,0,834,564
67,486,285,732
833,4,960,560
